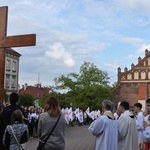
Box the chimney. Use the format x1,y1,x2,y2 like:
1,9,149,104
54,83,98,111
124,67,128,72
118,67,121,72
24,83,28,90
38,84,41,88
145,49,149,56
131,63,134,69
138,57,141,63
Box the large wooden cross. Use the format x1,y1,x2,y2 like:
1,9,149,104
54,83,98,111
0,6,36,101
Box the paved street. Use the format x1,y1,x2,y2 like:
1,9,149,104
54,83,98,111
27,125,95,150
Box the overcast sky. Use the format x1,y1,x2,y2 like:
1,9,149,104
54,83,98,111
1,0,150,87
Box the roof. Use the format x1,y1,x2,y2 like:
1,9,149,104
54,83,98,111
138,84,147,100
18,85,52,99
5,48,21,56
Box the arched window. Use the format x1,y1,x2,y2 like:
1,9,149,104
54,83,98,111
148,57,150,66
141,71,146,79
134,72,139,79
127,74,132,80
148,71,150,79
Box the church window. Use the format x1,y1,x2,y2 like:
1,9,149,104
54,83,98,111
148,72,150,79
134,72,139,79
141,72,146,79
148,57,150,66
127,74,132,80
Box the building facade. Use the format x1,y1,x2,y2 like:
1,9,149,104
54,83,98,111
4,48,21,95
18,83,52,107
113,49,150,109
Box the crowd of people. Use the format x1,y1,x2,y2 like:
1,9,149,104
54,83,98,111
1,92,150,150
88,99,150,150
0,92,66,150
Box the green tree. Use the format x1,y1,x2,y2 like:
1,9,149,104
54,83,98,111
54,61,113,109
111,82,118,90
38,92,66,108
18,93,34,107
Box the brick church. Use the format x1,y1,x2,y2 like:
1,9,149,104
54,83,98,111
113,49,150,110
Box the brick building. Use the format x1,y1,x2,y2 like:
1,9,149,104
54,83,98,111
113,49,150,110
4,48,21,95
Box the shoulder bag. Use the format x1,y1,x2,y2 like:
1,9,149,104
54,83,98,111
9,125,27,150
37,115,61,150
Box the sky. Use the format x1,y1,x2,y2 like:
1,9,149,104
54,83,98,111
1,0,150,87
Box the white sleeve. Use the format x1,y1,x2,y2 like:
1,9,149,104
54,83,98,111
136,113,144,130
144,126,150,141
88,116,105,136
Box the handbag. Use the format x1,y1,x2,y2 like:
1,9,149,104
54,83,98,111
37,115,61,150
9,125,28,150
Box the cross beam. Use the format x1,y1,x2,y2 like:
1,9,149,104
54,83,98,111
0,6,36,101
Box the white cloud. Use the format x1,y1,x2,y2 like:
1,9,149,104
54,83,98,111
137,44,150,53
120,37,144,46
126,54,135,59
1,0,150,87
103,63,119,69
45,42,75,67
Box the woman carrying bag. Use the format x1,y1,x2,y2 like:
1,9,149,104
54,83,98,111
38,97,66,150
3,110,29,150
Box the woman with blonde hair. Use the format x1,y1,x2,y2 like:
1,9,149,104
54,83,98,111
38,96,66,150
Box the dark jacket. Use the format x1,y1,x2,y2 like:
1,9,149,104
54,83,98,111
0,113,7,149
2,104,25,125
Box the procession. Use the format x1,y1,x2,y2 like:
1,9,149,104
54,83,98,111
1,92,150,150
1,0,150,150
48,99,150,150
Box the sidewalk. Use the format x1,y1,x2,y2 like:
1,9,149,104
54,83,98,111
27,125,95,150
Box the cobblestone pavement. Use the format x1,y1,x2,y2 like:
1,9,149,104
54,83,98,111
27,125,95,150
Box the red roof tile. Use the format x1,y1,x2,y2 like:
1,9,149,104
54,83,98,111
5,48,21,56
18,86,52,99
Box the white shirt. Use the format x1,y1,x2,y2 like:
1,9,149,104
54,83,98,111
136,111,144,144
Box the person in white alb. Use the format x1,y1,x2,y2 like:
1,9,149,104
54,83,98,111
143,98,150,149
88,100,118,150
134,103,144,149
118,101,138,150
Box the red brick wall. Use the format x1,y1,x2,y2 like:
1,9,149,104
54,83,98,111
113,83,142,107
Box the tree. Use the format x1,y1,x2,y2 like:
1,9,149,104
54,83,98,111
18,93,34,107
38,92,66,108
111,82,118,90
54,61,113,109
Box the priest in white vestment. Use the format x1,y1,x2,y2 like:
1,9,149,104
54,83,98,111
88,100,118,150
118,101,138,150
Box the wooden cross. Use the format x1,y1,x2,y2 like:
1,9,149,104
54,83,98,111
0,6,36,101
